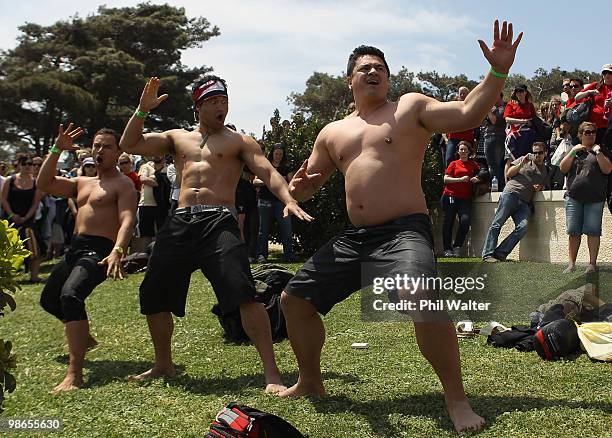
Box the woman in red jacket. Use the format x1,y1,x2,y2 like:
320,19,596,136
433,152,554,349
575,64,612,145
441,141,481,257
504,84,537,159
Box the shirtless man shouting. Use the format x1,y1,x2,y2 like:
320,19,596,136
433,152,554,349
120,75,312,393
38,125,136,393
279,20,522,433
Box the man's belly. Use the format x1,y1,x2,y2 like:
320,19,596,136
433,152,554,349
178,186,235,209
344,174,428,227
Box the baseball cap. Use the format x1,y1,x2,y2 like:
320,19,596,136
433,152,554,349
82,157,95,166
601,63,612,74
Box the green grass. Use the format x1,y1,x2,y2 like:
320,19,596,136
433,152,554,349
2,258,612,437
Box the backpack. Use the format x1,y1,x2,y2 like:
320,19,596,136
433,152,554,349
534,319,580,360
206,402,307,438
564,99,593,127
211,264,294,343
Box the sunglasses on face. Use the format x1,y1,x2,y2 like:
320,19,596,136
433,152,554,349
119,161,131,165
84,164,96,168
581,130,597,135
569,85,581,89
532,151,545,155
20,161,33,166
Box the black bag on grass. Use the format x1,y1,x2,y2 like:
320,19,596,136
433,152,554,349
206,402,306,438
211,264,293,343
534,319,580,360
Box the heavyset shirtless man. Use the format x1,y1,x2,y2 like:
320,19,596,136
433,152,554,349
278,20,522,433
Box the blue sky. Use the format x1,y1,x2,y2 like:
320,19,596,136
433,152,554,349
1,0,610,135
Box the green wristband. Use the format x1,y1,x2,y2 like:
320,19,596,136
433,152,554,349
569,150,577,158
489,67,509,78
135,109,149,119
49,144,61,155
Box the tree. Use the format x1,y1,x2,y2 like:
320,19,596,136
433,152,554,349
417,71,478,101
0,3,220,155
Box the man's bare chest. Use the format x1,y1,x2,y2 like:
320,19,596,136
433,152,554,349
78,182,115,208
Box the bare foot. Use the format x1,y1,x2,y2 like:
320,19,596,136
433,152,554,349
128,366,176,381
562,264,576,274
446,399,485,434
265,383,287,394
52,373,83,394
277,381,325,398
584,264,597,274
86,335,99,351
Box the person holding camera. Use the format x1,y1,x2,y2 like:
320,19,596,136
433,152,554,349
559,121,612,274
482,142,549,262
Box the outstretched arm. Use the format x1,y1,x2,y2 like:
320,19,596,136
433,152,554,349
418,20,523,133
37,123,83,198
241,136,314,221
288,127,336,202
119,77,172,156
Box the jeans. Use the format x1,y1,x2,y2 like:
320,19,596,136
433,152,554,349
565,196,604,236
484,134,506,189
481,192,531,259
441,195,472,250
445,138,460,168
257,198,293,260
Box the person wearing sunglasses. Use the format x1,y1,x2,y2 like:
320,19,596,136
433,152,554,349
504,84,537,159
482,142,549,262
1,153,45,282
559,122,612,274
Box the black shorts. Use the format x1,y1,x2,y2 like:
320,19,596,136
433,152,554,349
285,213,438,315
136,206,157,238
40,234,114,322
139,207,256,317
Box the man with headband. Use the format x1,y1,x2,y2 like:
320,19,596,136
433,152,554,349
120,75,313,393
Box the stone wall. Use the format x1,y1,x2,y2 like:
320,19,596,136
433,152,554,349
430,190,612,262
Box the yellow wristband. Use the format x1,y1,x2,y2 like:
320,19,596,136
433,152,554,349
113,246,124,255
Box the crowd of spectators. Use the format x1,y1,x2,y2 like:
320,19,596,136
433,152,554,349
1,64,610,273
438,63,612,272
0,139,296,272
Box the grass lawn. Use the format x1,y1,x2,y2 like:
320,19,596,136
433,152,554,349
3,257,612,437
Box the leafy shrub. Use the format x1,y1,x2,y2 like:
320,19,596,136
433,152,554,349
0,219,30,411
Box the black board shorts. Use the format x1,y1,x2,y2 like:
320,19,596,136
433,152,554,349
284,213,439,315
139,206,257,317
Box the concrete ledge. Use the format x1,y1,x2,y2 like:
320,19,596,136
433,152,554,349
431,190,612,262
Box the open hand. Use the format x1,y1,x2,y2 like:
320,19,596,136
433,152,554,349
139,77,168,112
478,20,523,74
288,159,323,195
283,201,314,222
54,123,84,152
98,251,125,280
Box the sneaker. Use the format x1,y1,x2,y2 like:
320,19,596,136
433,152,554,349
483,256,499,263
443,250,454,258
452,247,461,257
256,255,267,264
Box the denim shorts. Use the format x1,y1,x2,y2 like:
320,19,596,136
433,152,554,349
565,196,605,236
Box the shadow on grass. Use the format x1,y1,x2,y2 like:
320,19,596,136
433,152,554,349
54,354,358,396
311,392,612,436
166,371,358,396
